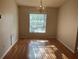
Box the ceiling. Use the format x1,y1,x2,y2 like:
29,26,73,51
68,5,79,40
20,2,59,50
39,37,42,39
16,0,67,7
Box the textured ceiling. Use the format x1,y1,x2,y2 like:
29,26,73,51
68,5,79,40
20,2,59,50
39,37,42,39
16,0,67,7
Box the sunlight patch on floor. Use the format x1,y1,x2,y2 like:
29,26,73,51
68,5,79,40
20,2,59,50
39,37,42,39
28,40,68,59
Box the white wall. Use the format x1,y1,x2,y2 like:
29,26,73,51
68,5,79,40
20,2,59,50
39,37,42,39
57,0,77,53
0,0,18,58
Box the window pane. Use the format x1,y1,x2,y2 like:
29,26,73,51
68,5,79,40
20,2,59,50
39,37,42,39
29,14,47,33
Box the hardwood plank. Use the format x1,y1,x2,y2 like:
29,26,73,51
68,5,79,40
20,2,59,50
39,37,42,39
3,38,77,59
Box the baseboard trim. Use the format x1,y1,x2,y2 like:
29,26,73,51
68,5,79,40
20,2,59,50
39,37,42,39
0,40,18,59
19,35,56,39
57,39,74,53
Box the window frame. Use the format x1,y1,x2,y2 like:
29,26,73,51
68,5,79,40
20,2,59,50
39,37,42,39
29,13,47,33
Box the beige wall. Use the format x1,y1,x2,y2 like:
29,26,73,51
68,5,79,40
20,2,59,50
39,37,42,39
18,6,58,39
57,0,77,53
0,0,18,58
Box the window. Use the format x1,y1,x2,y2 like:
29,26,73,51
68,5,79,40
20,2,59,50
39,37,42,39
29,14,47,33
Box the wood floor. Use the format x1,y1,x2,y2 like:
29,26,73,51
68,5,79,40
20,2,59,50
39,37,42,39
4,38,77,59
